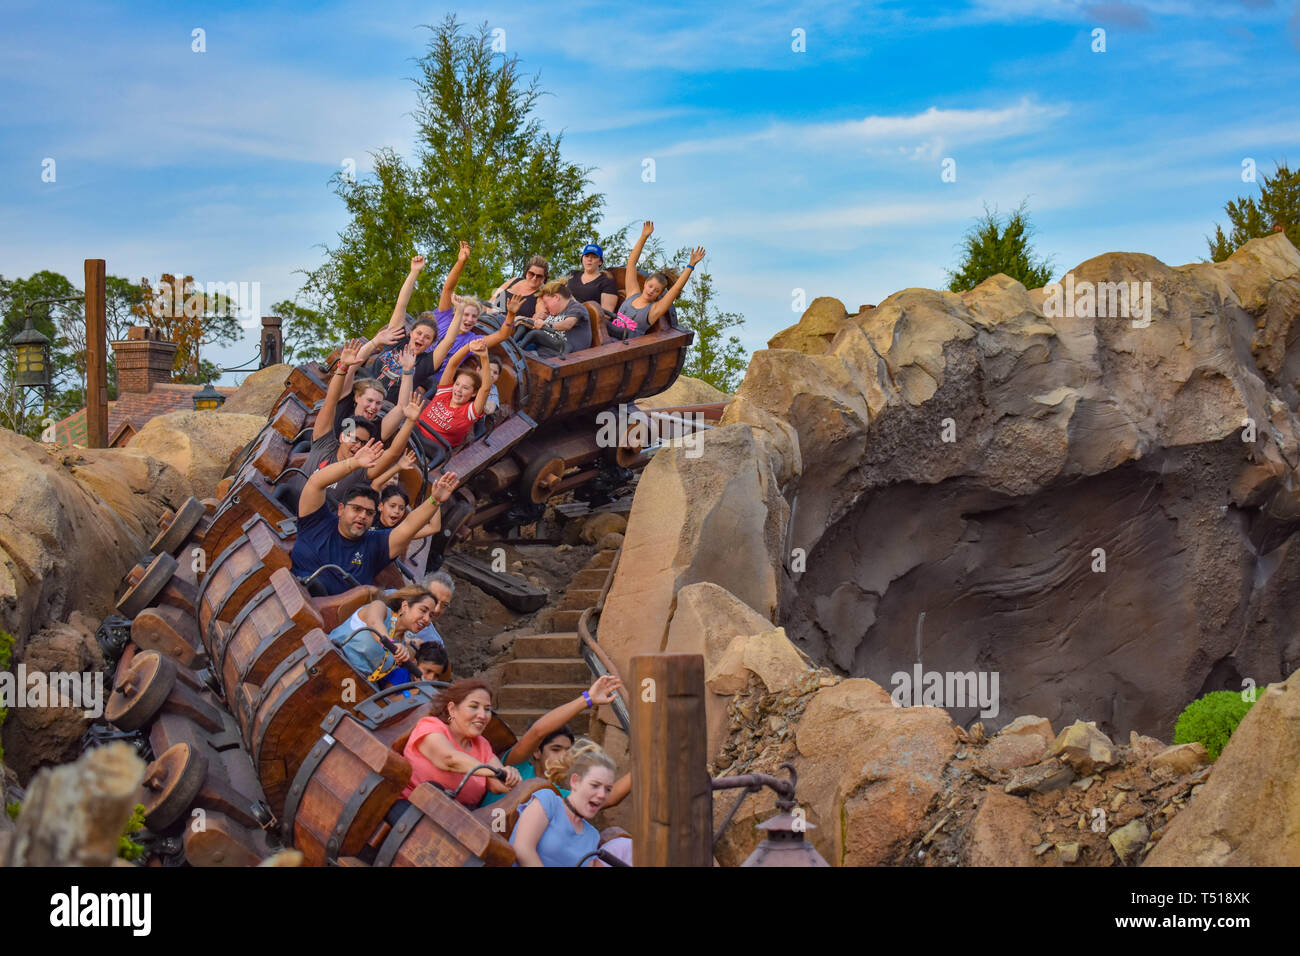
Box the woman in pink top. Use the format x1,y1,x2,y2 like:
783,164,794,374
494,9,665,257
401,678,521,806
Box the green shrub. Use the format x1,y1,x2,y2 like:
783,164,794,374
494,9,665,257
118,803,147,862
1174,689,1264,760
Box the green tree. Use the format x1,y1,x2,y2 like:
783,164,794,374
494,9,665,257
300,15,605,342
1207,162,1300,261
946,201,1055,293
270,298,335,364
655,248,746,393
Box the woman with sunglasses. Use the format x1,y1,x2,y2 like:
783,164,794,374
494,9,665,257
490,256,549,319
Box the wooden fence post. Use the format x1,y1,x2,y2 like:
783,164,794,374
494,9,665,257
630,653,712,866
84,258,108,448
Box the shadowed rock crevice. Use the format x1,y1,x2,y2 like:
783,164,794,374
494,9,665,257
782,437,1299,739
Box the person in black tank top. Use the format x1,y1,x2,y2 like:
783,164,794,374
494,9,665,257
491,255,549,318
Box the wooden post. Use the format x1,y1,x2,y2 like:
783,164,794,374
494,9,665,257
84,258,108,448
630,653,712,866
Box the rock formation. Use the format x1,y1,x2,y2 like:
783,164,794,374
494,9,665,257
593,233,1300,864
0,430,191,645
127,410,266,498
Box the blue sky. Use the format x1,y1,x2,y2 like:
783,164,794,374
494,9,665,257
2,0,1298,382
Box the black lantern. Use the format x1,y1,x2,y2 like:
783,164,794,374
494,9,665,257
12,317,52,389
192,382,225,410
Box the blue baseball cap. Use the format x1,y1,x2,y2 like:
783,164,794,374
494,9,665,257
581,244,603,259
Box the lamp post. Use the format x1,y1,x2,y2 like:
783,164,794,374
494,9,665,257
192,382,225,410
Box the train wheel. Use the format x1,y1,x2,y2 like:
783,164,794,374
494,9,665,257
116,552,179,619
521,456,565,503
105,650,177,732
142,743,209,831
150,497,206,557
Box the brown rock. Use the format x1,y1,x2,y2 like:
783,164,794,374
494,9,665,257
595,532,624,551
218,363,292,417
977,732,1050,772
128,410,267,498
966,790,1046,866
1109,819,1149,864
636,375,730,410
767,297,850,355
999,715,1055,743
1149,742,1209,776
795,680,955,867
599,424,786,682
2,620,107,785
1146,672,1300,866
1005,758,1075,795
1050,721,1117,776
747,235,1300,740
0,430,190,648
7,742,144,866
579,512,627,544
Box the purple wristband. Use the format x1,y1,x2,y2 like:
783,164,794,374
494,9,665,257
582,691,593,708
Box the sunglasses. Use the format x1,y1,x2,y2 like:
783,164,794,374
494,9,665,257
526,270,546,279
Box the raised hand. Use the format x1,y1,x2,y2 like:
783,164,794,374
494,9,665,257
506,294,526,316
640,220,654,239
587,675,624,706
376,326,404,346
468,338,488,356
400,342,418,372
353,439,385,470
400,449,418,472
340,339,364,368
403,397,421,421
432,471,458,503
411,254,427,274
688,246,706,268
457,240,471,262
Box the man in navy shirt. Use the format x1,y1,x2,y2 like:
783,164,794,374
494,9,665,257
291,439,459,595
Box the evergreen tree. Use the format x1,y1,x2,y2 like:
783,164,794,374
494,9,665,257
946,201,1054,293
665,251,747,394
301,15,605,341
1207,162,1300,261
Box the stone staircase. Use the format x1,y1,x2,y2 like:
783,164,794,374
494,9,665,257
495,548,618,737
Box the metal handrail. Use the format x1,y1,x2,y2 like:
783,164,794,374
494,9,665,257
575,546,631,734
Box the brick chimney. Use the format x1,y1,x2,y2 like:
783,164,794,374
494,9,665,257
111,326,178,394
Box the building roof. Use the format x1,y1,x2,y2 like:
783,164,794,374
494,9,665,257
53,383,238,448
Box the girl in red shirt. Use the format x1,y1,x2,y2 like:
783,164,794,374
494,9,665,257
415,295,522,450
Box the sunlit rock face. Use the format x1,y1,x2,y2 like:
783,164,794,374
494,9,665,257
735,235,1300,739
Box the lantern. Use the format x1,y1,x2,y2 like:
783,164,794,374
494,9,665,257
12,317,52,388
192,382,225,410
741,809,830,867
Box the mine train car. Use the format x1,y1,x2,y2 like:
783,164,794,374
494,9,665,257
98,274,714,866
225,265,717,572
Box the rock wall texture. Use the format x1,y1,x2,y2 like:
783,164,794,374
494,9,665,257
728,234,1300,740
0,431,191,646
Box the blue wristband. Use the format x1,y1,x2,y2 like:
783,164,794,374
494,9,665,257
582,691,593,708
